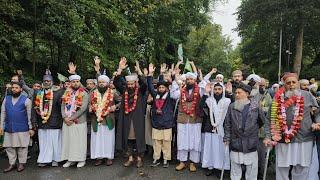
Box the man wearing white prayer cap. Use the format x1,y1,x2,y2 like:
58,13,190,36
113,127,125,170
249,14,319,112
89,74,118,166
171,71,203,172
61,73,89,168
113,57,147,168
215,74,224,83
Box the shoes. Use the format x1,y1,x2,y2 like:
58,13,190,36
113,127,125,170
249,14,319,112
106,159,113,166
189,163,197,172
163,160,169,168
77,161,86,168
136,158,143,168
123,159,134,167
150,159,161,167
38,163,47,167
51,161,59,167
3,164,16,173
63,161,76,168
206,169,214,176
17,164,25,172
175,162,186,171
95,159,103,166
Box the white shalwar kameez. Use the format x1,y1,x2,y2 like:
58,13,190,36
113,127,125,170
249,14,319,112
90,125,115,159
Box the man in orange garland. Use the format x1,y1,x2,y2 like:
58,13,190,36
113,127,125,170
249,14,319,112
114,57,147,168
32,70,64,167
171,72,202,172
61,74,89,168
264,72,320,180
89,74,117,166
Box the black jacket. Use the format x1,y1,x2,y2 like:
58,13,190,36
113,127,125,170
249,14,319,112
31,88,65,129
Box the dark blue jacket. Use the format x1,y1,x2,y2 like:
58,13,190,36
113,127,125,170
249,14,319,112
147,76,176,129
5,95,29,133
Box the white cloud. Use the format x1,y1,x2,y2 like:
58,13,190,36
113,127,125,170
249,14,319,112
210,0,242,47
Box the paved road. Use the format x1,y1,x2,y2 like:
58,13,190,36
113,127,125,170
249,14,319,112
0,148,275,180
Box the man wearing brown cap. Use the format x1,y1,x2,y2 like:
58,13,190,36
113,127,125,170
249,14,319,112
264,73,320,180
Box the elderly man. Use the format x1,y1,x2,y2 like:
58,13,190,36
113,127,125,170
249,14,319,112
114,57,147,168
264,73,320,180
224,83,266,180
86,79,97,92
0,82,34,172
299,79,310,91
32,70,64,167
61,74,89,168
89,74,118,166
171,72,202,172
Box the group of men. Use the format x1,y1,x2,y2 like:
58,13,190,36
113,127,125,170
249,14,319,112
0,57,320,180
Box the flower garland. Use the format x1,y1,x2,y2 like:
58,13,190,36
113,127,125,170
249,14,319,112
34,89,53,124
181,83,199,117
124,87,139,114
270,87,304,143
62,88,85,123
90,88,114,124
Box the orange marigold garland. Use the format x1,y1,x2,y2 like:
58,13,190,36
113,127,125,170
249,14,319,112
62,87,85,123
181,83,199,117
90,88,114,125
34,89,54,124
270,87,304,144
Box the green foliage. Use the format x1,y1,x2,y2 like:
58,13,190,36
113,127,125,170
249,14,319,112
237,0,320,82
1,0,229,84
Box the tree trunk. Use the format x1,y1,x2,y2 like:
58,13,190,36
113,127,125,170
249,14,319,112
293,24,304,76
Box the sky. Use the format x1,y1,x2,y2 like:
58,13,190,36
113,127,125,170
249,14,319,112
210,0,242,47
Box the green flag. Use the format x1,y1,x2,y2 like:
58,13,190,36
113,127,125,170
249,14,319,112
184,58,193,72
57,73,68,82
178,44,183,61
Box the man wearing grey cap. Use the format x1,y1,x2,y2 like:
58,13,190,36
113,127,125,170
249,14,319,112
32,70,65,167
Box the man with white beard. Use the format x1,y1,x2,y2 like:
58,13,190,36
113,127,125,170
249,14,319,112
224,83,266,180
264,73,320,180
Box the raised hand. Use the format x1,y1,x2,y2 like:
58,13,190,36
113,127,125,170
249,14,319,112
134,60,143,75
205,83,212,94
119,57,128,70
68,62,77,74
16,70,23,75
160,63,168,74
211,67,217,74
148,63,156,75
94,56,101,73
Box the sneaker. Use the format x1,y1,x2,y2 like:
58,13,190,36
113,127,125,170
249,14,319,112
63,161,76,168
163,160,169,168
77,161,86,168
51,161,59,167
38,163,47,167
150,159,160,167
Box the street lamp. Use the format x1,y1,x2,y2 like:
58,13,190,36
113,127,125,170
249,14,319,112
285,49,292,70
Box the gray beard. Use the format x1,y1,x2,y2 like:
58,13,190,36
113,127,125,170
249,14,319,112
285,89,298,98
234,99,250,111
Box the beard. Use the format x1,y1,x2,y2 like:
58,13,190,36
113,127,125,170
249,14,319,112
214,93,223,102
12,92,21,98
98,86,107,93
285,89,298,98
158,91,167,98
234,99,250,111
259,87,265,94
186,83,194,90
72,86,80,91
127,87,135,94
